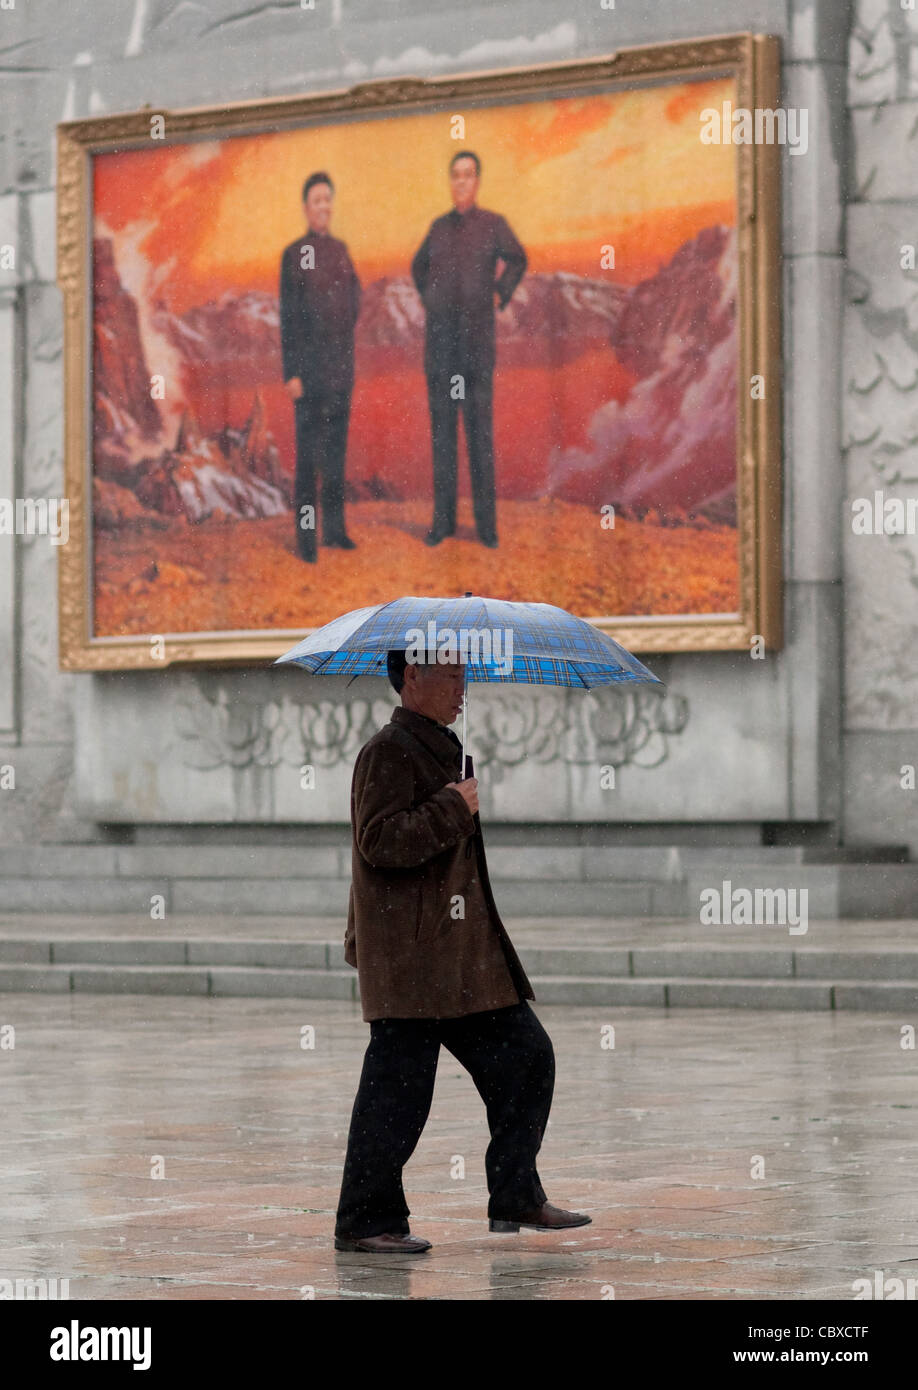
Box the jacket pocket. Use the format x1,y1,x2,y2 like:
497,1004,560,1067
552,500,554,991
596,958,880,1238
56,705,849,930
413,878,446,943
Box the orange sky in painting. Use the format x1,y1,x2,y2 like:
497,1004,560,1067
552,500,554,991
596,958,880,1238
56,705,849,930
93,76,736,312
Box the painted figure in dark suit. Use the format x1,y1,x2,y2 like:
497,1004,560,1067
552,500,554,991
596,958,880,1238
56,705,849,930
411,151,527,548
279,171,361,562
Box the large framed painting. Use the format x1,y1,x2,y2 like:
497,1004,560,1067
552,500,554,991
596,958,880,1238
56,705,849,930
57,31,782,671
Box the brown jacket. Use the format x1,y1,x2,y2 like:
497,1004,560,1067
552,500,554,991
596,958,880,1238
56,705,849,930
344,704,535,1021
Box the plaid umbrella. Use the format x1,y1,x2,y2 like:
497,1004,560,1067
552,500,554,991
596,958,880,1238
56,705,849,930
275,591,663,774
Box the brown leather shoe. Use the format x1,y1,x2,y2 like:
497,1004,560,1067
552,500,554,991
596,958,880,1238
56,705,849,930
489,1201,592,1233
334,1232,431,1253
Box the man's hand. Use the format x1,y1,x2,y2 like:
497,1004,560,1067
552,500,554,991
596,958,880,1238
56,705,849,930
285,377,304,401
446,777,478,816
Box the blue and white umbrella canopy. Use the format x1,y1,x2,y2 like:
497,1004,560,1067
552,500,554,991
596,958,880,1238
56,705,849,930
275,592,663,767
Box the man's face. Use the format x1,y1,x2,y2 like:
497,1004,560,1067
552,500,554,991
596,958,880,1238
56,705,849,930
405,658,466,726
449,157,479,213
304,182,333,233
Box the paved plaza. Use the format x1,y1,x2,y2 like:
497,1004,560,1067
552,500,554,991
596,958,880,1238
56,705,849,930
2,973,917,1300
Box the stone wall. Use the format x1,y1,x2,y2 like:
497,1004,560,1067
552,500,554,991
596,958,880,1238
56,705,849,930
0,0,890,846
843,0,918,855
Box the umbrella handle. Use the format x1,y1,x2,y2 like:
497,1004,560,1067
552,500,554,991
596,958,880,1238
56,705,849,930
461,663,468,770
463,750,480,856
460,651,477,846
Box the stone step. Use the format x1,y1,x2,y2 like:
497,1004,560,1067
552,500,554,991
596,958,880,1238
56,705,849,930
2,936,918,981
0,861,915,916
534,976,918,1010
0,843,907,881
0,837,913,920
0,874,669,915
0,960,914,1010
0,962,357,999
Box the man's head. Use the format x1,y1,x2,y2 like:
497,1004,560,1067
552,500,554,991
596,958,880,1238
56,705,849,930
387,649,466,726
449,151,480,214
302,172,334,234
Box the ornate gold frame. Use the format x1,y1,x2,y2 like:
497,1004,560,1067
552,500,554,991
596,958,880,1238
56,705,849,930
57,31,782,671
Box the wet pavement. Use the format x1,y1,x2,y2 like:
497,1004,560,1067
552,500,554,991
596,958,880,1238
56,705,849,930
1,989,917,1300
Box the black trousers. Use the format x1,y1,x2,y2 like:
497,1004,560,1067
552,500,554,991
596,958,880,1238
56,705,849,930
334,1001,554,1239
425,364,497,542
293,389,352,560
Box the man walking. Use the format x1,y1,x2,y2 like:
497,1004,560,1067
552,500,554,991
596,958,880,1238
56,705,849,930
279,171,361,562
411,152,526,549
334,648,591,1252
